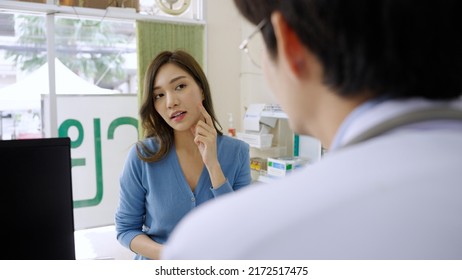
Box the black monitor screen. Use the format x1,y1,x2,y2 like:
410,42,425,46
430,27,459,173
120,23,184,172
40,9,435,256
0,137,75,260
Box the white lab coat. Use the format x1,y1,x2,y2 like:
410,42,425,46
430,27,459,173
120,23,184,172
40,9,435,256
162,98,462,259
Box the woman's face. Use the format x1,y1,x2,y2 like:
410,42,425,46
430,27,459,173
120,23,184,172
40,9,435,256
153,63,204,132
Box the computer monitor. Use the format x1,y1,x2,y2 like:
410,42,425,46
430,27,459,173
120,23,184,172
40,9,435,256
0,137,75,260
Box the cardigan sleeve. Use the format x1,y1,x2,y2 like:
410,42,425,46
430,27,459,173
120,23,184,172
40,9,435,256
115,144,147,249
210,178,233,196
210,139,252,197
232,141,252,190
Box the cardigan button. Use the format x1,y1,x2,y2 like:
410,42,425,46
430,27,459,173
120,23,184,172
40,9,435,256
191,197,196,202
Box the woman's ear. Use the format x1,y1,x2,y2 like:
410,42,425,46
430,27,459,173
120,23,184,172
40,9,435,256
270,12,308,79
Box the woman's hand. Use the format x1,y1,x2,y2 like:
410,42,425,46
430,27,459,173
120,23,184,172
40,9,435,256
191,103,225,188
191,103,218,167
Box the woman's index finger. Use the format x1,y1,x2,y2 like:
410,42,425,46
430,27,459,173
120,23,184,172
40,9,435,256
199,103,212,124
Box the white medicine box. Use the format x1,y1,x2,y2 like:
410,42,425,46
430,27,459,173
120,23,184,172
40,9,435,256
236,132,273,149
267,157,308,177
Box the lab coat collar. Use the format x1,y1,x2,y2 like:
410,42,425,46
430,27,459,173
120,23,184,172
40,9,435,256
330,97,462,151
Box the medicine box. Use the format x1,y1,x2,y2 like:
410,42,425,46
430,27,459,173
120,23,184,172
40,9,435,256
236,132,273,149
267,157,308,177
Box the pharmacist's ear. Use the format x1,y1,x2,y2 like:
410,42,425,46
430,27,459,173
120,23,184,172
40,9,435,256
270,12,308,79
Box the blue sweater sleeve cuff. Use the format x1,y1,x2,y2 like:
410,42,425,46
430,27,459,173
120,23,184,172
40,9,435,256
210,178,233,197
118,230,144,250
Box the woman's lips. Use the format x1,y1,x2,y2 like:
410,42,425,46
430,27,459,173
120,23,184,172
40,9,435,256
171,111,186,122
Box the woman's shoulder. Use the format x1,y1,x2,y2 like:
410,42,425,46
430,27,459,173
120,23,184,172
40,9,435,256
130,137,160,158
139,137,160,148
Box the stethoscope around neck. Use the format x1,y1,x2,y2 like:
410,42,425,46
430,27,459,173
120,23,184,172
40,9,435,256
340,107,462,149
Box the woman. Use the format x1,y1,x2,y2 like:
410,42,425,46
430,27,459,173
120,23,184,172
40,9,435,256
115,50,252,260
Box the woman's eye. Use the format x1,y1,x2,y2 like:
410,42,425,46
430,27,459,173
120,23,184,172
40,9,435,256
175,84,187,91
154,93,164,100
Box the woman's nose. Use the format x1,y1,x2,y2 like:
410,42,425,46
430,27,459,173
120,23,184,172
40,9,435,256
166,92,179,108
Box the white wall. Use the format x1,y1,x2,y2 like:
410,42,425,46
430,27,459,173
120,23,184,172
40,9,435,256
205,1,292,157
205,0,278,132
205,4,322,163
238,19,277,118
205,0,244,132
